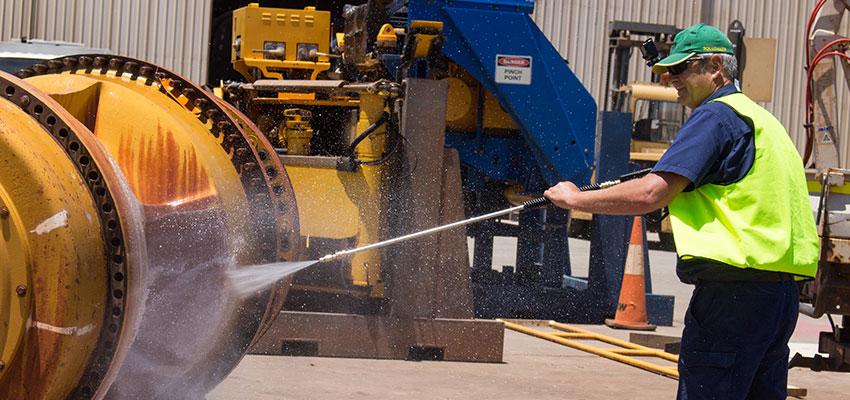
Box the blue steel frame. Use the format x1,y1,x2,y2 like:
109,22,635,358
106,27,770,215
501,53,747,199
403,0,673,325
406,0,596,192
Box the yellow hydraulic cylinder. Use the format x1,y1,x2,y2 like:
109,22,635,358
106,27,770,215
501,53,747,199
354,94,388,161
350,93,387,295
280,108,314,155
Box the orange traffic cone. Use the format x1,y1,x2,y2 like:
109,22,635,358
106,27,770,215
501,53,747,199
605,216,656,331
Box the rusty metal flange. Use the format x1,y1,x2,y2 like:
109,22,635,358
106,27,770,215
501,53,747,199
0,71,128,399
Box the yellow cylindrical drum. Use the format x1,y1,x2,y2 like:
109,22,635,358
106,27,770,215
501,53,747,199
1,56,301,399
0,70,147,399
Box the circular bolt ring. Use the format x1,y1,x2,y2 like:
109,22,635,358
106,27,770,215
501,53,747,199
0,361,5,371
17,55,295,265
0,206,8,218
14,54,297,396
63,57,79,69
47,60,63,71
17,52,298,268
0,72,129,398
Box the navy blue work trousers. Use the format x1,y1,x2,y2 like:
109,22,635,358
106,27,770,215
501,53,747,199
677,280,799,400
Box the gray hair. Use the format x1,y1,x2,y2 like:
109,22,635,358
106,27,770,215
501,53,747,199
697,53,738,79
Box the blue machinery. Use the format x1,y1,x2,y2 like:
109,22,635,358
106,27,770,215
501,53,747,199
401,0,674,325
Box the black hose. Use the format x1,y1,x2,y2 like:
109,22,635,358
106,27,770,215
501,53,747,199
359,114,401,166
522,197,551,209
523,168,653,210
348,112,389,156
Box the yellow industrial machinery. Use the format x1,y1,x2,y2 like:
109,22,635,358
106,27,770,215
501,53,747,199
279,108,314,155
0,54,300,398
222,2,504,361
444,64,519,134
224,4,408,299
231,4,332,81
0,70,144,399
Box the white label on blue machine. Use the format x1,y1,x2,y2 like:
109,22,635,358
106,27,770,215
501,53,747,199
495,55,532,85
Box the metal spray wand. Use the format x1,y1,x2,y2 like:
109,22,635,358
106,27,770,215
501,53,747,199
316,168,652,263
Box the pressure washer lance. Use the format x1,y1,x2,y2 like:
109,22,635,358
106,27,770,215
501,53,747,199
316,168,653,264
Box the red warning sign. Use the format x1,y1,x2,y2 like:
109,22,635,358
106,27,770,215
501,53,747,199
495,55,532,85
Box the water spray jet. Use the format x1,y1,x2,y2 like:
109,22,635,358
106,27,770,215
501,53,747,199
228,168,652,293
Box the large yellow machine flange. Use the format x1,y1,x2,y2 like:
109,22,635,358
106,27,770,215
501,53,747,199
0,70,136,399
0,54,302,399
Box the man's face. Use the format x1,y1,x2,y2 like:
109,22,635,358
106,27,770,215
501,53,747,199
666,56,719,109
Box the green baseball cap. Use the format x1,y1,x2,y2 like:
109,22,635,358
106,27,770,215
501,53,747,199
652,23,735,74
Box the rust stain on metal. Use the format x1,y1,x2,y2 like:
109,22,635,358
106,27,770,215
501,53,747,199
116,123,213,205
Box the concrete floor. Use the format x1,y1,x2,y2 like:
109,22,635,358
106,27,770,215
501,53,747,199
208,237,849,399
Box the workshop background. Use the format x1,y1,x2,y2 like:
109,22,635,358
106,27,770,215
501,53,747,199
1,0,848,162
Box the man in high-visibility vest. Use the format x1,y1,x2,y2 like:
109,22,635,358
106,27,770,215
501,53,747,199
545,23,819,399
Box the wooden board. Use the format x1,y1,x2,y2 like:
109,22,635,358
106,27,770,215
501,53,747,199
741,38,776,103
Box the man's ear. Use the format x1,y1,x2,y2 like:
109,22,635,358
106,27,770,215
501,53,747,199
710,55,726,80
711,55,723,73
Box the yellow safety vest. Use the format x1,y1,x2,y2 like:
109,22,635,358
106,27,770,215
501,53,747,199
668,92,819,278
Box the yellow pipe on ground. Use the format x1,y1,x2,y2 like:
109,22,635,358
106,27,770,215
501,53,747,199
549,321,680,364
500,319,680,379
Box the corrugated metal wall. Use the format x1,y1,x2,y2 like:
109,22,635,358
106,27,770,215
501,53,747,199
1,0,847,163
533,0,850,165
0,0,212,84
708,0,850,164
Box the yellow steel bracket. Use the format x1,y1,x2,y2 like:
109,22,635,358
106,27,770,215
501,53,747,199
409,20,444,59
500,319,679,379
376,23,398,49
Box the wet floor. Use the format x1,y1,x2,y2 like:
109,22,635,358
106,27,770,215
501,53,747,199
208,238,847,400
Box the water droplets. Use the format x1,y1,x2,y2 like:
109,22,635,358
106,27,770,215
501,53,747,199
226,260,319,297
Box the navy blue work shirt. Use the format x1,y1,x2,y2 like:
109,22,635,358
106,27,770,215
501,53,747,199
652,84,760,283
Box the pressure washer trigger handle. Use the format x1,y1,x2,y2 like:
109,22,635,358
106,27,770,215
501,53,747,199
522,196,551,210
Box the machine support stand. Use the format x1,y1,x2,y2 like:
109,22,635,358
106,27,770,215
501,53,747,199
516,208,545,284
251,79,504,362
543,207,572,287
472,222,495,279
